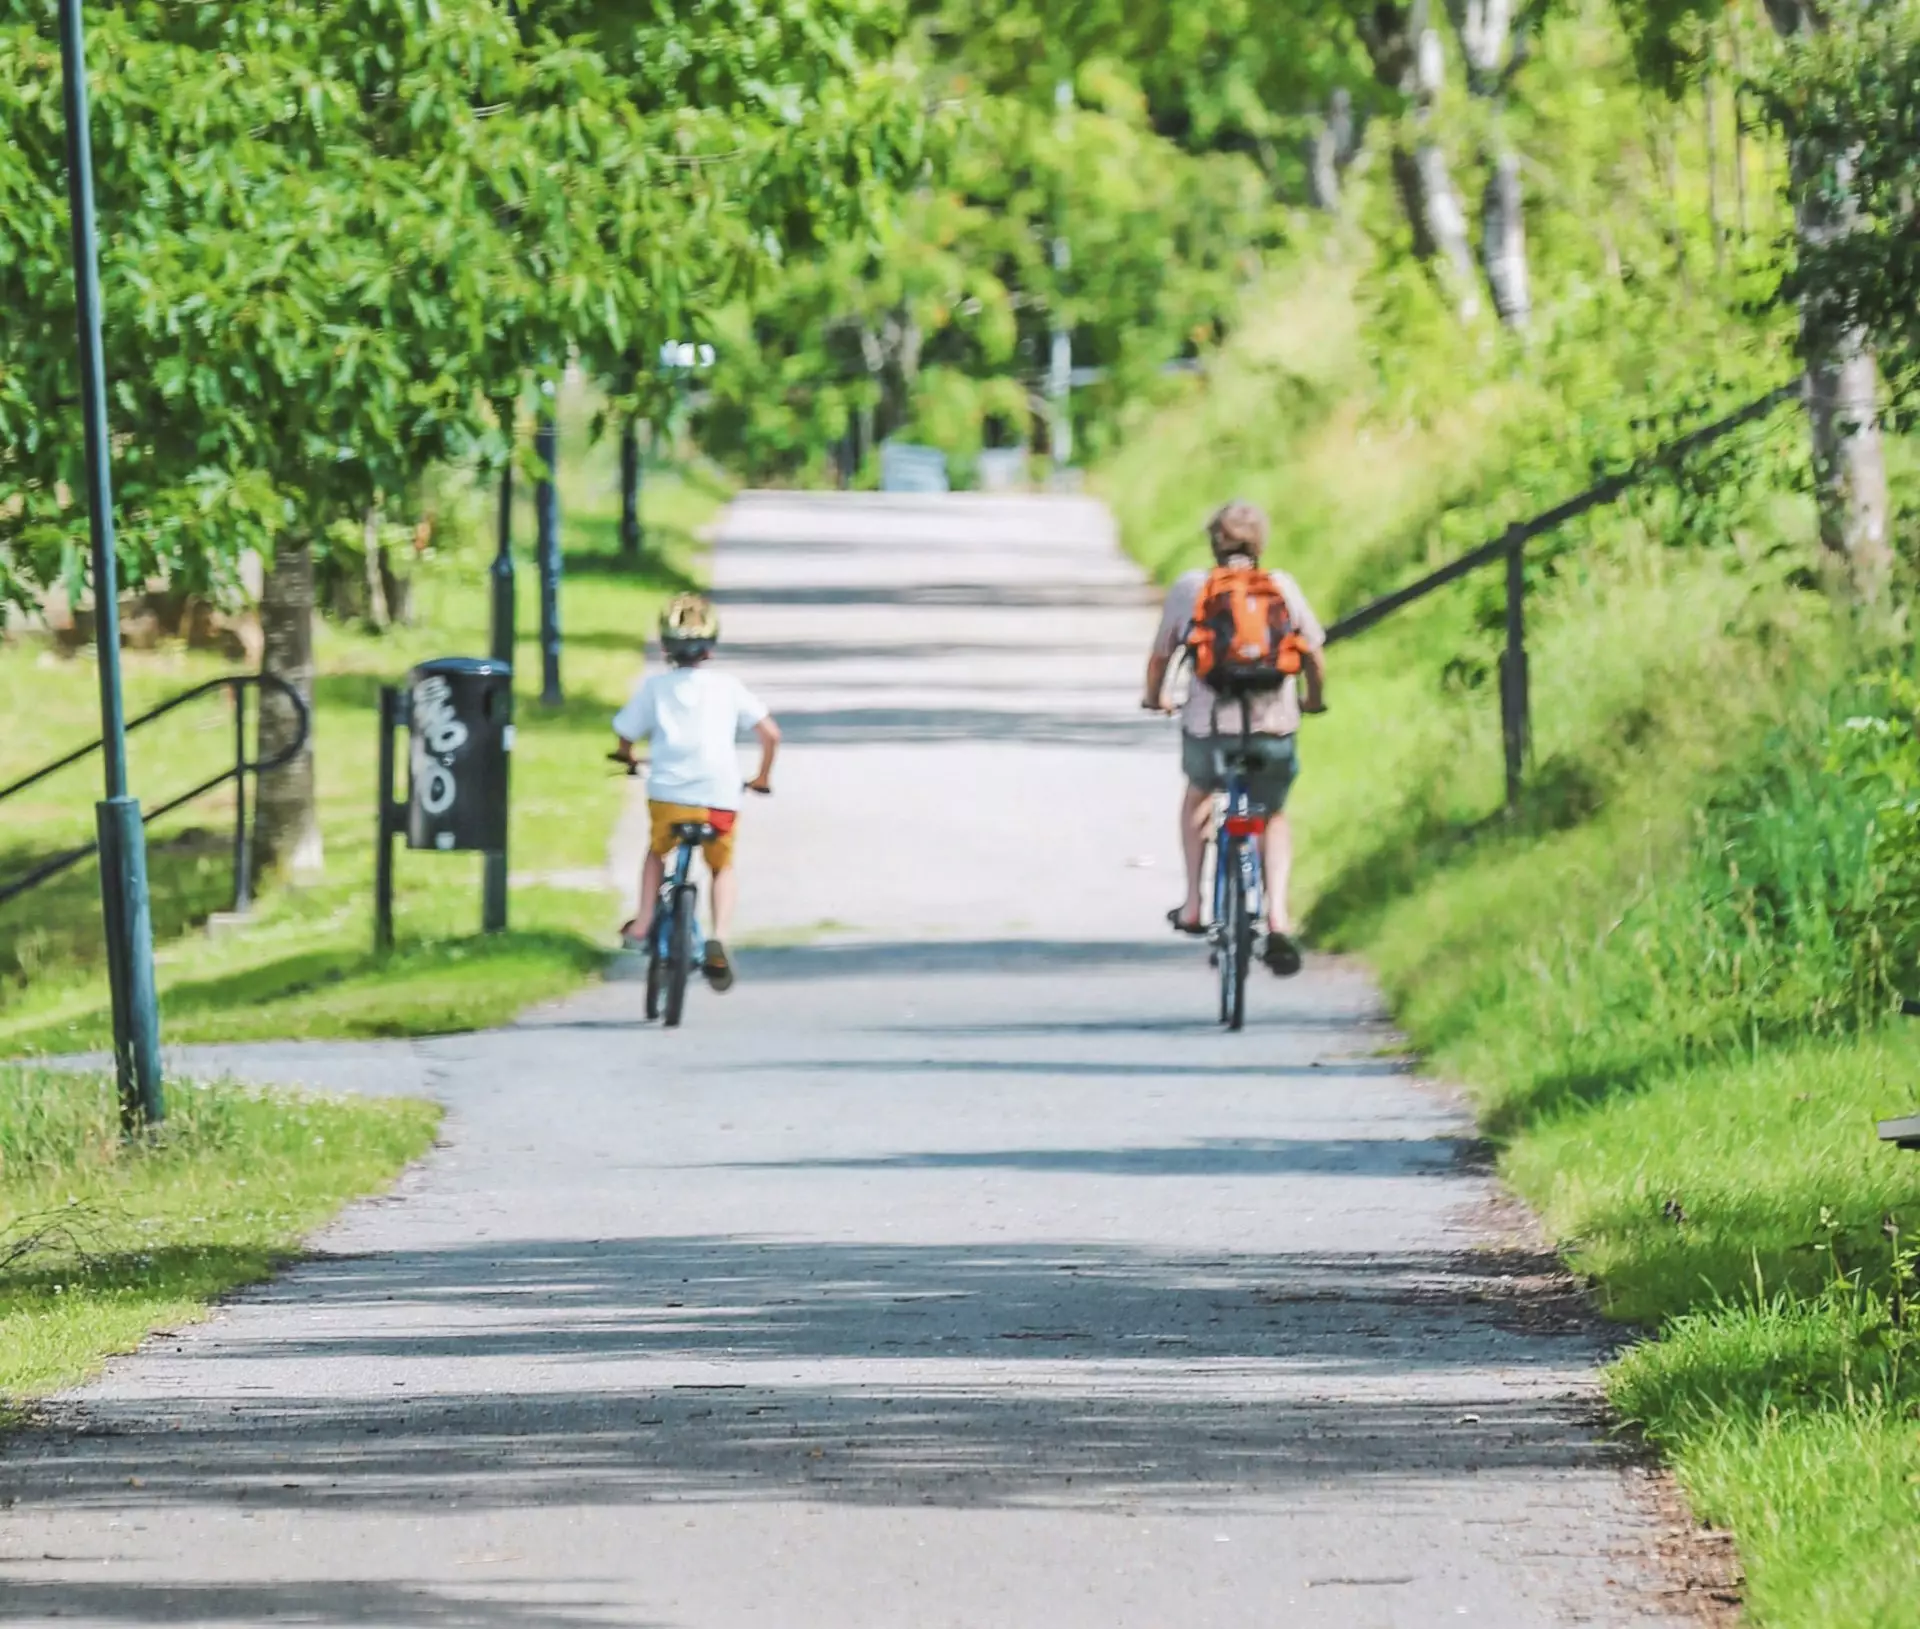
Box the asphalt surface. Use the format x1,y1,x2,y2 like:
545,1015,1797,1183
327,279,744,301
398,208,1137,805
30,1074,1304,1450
0,494,1689,1627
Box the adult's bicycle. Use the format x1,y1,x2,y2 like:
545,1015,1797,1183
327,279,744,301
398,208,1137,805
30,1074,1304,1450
1205,722,1269,1032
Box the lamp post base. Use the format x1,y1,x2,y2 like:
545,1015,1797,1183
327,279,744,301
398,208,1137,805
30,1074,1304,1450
96,796,163,1128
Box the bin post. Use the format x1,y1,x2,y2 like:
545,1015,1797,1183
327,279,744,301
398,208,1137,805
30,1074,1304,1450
535,411,563,706
374,685,401,952
485,449,514,928
482,682,511,936
490,450,515,668
1498,526,1530,813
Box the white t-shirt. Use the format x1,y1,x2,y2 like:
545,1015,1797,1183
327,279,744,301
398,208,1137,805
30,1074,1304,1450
612,666,769,810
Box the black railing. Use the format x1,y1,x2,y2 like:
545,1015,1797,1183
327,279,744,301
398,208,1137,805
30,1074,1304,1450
0,673,310,913
1324,381,1804,808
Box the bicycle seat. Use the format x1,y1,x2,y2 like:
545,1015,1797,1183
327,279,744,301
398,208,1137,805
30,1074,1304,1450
671,820,719,843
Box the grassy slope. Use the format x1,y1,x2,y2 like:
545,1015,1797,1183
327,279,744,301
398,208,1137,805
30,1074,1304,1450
1096,268,1920,1626
0,400,727,1052
0,1063,439,1406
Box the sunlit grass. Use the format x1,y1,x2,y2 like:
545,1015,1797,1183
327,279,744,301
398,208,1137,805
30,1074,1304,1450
1097,262,1920,1627
0,399,728,1050
0,1064,439,1404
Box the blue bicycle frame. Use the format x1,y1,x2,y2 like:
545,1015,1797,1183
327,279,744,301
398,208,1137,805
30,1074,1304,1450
1205,709,1270,1031
653,836,707,966
1210,757,1267,938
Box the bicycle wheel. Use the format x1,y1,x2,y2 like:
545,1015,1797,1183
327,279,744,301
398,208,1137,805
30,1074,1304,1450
1218,839,1246,1029
644,936,664,1021
1228,852,1253,1032
663,884,698,1028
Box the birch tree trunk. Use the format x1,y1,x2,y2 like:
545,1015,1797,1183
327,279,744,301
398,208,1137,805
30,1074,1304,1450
254,538,323,877
1480,151,1530,327
1765,0,1893,606
1360,0,1480,320
1447,0,1530,328
1307,88,1357,212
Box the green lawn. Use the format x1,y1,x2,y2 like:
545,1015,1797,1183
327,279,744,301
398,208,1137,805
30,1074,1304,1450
1097,264,1920,1627
0,395,727,1053
0,1062,439,1408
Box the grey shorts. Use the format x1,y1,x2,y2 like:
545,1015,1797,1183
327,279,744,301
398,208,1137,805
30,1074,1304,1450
1182,731,1299,811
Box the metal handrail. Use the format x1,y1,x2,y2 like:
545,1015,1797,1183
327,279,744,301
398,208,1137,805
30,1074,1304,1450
1325,382,1802,646
0,673,311,912
1320,380,1803,808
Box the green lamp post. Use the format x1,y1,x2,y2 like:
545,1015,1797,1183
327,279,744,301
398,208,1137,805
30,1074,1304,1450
58,0,163,1126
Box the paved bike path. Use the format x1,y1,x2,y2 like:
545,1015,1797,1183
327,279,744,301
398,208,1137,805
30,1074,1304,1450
0,495,1692,1627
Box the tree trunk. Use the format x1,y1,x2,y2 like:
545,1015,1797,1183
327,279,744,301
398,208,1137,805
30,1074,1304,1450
1730,23,1749,239
1446,0,1530,329
1361,0,1480,320
1481,151,1531,328
1705,65,1725,271
1767,0,1893,605
1411,140,1479,319
362,508,390,632
1792,139,1891,604
1447,0,1514,77
254,537,323,877
1307,88,1357,212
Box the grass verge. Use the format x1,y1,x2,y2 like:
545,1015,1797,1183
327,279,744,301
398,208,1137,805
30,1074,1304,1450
0,395,728,1051
0,1063,438,1407
1098,257,1920,1626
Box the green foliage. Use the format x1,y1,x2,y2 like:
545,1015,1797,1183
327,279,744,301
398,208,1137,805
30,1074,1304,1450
695,0,1296,478
0,0,917,603
0,400,721,1048
1093,0,1920,1587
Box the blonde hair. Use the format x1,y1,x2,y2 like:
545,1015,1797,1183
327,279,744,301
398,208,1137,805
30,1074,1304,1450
1206,500,1268,560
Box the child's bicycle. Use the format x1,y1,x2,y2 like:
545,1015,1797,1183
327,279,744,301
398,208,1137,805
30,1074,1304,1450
645,817,715,1028
611,753,768,1028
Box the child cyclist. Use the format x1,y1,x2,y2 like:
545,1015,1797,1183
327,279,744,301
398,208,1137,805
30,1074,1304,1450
612,594,780,992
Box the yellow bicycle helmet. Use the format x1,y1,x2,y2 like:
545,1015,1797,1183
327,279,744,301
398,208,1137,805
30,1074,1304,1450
659,593,720,663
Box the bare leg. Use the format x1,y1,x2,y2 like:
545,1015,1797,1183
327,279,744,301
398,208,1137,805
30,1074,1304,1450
636,850,664,933
1262,812,1294,934
711,864,737,940
1179,783,1211,926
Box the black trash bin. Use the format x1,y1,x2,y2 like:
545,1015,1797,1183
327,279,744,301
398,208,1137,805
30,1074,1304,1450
405,658,512,853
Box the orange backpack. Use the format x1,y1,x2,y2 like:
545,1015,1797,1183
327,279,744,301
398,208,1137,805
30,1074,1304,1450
1184,564,1306,695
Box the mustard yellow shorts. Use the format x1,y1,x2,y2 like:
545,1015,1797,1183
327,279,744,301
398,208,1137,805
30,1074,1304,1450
647,801,739,871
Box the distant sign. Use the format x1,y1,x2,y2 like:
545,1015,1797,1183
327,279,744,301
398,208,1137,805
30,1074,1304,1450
976,448,1028,492
659,341,716,370
879,441,950,493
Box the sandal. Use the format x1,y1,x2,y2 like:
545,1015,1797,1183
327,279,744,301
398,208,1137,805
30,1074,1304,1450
1166,907,1207,937
1263,931,1303,977
702,940,736,992
619,917,649,950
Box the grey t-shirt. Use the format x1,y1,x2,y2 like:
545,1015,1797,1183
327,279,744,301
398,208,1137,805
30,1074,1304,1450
1152,566,1325,738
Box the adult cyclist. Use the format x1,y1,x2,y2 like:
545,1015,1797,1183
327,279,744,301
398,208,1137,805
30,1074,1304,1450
1140,501,1326,976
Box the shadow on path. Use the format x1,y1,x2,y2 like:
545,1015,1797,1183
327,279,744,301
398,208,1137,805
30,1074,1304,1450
8,1239,1613,1518
719,1136,1474,1177
0,1581,639,1629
